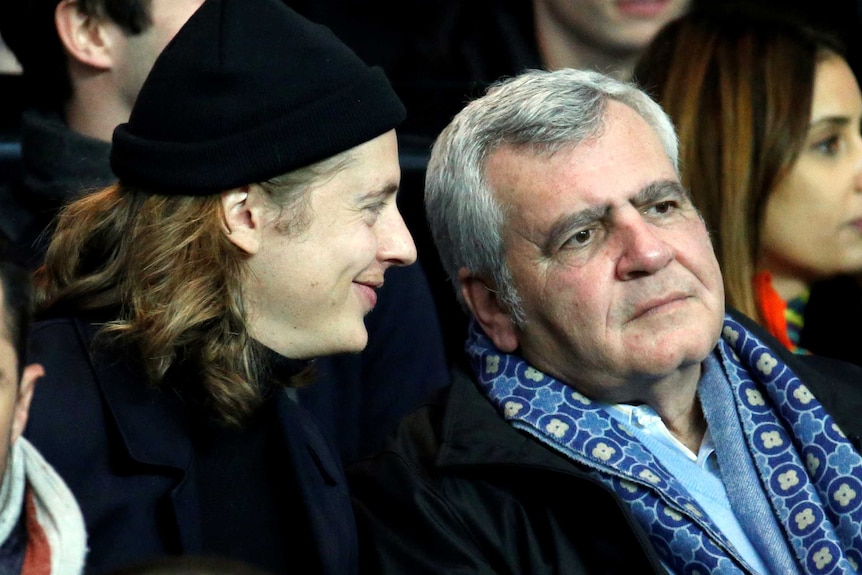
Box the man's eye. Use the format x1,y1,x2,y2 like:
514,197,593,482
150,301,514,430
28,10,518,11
364,200,387,218
649,201,675,215
568,229,592,246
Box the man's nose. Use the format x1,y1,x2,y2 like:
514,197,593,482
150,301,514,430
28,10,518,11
614,214,674,280
378,206,417,267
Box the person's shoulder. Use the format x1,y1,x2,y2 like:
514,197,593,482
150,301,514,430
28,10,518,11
347,362,519,482
728,306,862,382
345,381,457,518
350,379,452,470
793,353,862,448
31,315,81,330
27,315,118,400
728,307,862,448
25,318,110,474
30,315,97,349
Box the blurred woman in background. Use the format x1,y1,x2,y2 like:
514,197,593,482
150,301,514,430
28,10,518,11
634,2,862,364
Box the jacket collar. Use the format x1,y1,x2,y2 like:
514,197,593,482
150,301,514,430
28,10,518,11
437,364,581,472
76,320,194,471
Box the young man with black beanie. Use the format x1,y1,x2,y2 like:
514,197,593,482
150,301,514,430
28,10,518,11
0,0,448,469
21,0,426,572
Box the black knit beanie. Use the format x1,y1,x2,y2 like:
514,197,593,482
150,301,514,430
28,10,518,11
111,0,405,195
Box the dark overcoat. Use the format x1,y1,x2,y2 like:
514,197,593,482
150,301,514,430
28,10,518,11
26,317,357,575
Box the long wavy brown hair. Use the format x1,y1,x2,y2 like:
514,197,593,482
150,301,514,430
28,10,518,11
34,151,351,426
633,4,845,325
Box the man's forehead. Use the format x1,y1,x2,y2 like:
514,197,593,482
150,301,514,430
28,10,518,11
487,145,676,205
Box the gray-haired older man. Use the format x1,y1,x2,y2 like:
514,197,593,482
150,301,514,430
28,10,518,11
349,67,862,575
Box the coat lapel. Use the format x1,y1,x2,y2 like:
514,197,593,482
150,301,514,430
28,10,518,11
76,319,202,552
275,391,357,575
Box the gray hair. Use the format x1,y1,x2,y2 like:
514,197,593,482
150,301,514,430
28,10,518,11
424,67,679,324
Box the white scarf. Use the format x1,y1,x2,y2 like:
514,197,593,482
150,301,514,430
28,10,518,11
0,437,87,575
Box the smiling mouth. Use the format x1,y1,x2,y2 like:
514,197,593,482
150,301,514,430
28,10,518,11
356,280,383,291
355,281,381,310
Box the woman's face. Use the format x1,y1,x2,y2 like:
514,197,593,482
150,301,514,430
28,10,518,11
759,55,862,300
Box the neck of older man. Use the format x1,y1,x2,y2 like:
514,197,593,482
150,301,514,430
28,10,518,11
634,364,706,454
568,361,707,453
652,393,707,454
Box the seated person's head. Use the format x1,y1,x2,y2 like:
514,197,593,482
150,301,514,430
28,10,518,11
424,67,724,396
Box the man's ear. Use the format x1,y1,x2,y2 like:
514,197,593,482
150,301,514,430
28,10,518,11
459,268,519,352
10,363,43,446
55,0,115,70
221,185,263,255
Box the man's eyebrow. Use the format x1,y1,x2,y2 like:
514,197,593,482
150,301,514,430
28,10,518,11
632,179,688,206
544,204,607,254
362,182,399,200
542,179,686,254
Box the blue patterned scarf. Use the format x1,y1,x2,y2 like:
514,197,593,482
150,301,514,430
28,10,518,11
467,315,862,574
